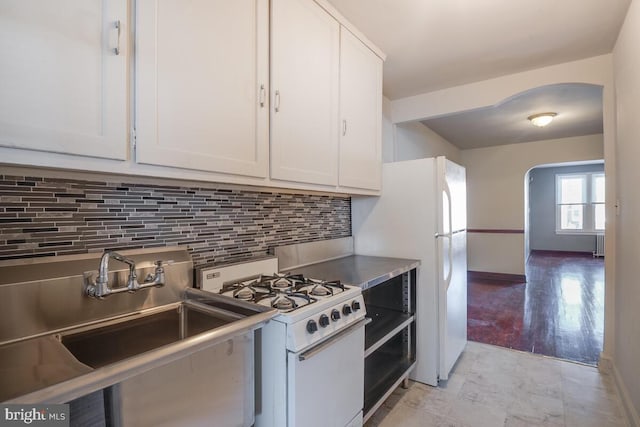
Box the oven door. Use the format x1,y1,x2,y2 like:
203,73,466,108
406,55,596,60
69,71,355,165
287,318,366,427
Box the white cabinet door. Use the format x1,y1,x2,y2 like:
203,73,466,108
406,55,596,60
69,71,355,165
136,0,269,178
339,29,383,191
0,0,128,160
270,0,340,186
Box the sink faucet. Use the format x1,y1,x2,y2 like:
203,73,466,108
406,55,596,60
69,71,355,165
86,251,167,298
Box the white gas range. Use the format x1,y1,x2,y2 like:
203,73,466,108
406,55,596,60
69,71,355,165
198,257,366,427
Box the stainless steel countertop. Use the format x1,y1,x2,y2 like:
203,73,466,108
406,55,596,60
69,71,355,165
287,255,420,290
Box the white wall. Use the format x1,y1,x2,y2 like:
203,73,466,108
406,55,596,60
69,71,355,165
389,53,617,362
613,1,640,423
381,96,395,163
462,135,604,275
382,96,461,163
394,122,462,163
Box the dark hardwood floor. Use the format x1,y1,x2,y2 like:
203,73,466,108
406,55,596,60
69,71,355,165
467,251,605,365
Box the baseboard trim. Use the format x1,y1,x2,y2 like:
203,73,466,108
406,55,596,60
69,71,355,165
530,249,595,257
609,357,640,427
467,228,524,234
467,270,526,283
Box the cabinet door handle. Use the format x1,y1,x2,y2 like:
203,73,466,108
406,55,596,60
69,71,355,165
274,90,280,112
113,20,121,55
259,85,266,108
342,119,347,136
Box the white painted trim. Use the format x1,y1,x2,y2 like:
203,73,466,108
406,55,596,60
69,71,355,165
0,165,354,198
611,358,640,427
0,146,381,196
598,351,612,373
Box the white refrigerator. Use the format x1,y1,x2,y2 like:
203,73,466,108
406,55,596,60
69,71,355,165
352,156,467,386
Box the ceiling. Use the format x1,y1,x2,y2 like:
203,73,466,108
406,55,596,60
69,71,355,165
326,0,631,100
326,0,625,149
420,83,603,149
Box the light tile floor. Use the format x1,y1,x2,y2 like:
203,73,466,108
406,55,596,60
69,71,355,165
365,341,627,427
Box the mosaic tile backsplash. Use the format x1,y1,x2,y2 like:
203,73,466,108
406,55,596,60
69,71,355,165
0,175,351,266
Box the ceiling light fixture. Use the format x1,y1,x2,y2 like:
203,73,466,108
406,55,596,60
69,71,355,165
527,112,557,127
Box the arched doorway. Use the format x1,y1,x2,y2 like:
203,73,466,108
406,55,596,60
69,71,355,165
522,161,606,364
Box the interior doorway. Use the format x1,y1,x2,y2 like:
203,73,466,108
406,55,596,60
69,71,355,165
468,161,606,365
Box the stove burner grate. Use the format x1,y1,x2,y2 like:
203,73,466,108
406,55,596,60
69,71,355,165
219,278,272,301
302,278,345,296
219,273,341,312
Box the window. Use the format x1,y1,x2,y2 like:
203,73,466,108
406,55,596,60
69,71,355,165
556,172,605,234
592,174,605,230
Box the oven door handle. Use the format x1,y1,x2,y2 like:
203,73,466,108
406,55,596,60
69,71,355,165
298,317,369,362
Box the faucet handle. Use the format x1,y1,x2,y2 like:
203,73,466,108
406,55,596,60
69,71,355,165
144,259,171,288
153,259,173,270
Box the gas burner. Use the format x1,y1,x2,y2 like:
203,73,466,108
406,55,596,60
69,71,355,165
272,278,293,289
273,296,295,310
300,278,345,297
235,287,254,301
254,291,318,313
310,285,331,296
263,273,305,292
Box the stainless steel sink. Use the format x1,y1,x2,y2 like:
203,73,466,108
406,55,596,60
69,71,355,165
0,246,277,418
58,301,240,368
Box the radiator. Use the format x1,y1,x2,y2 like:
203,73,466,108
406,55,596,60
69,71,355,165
594,234,605,257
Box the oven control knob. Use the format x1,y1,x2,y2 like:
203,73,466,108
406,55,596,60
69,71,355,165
342,304,352,316
306,320,318,334
319,314,330,328
351,300,361,311
331,309,341,321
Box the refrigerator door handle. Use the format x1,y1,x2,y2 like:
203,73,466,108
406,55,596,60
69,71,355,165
437,234,453,289
441,180,454,289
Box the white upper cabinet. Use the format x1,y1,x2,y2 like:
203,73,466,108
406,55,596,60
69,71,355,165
339,29,383,191
135,0,269,178
270,0,340,186
0,0,384,194
0,0,128,160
